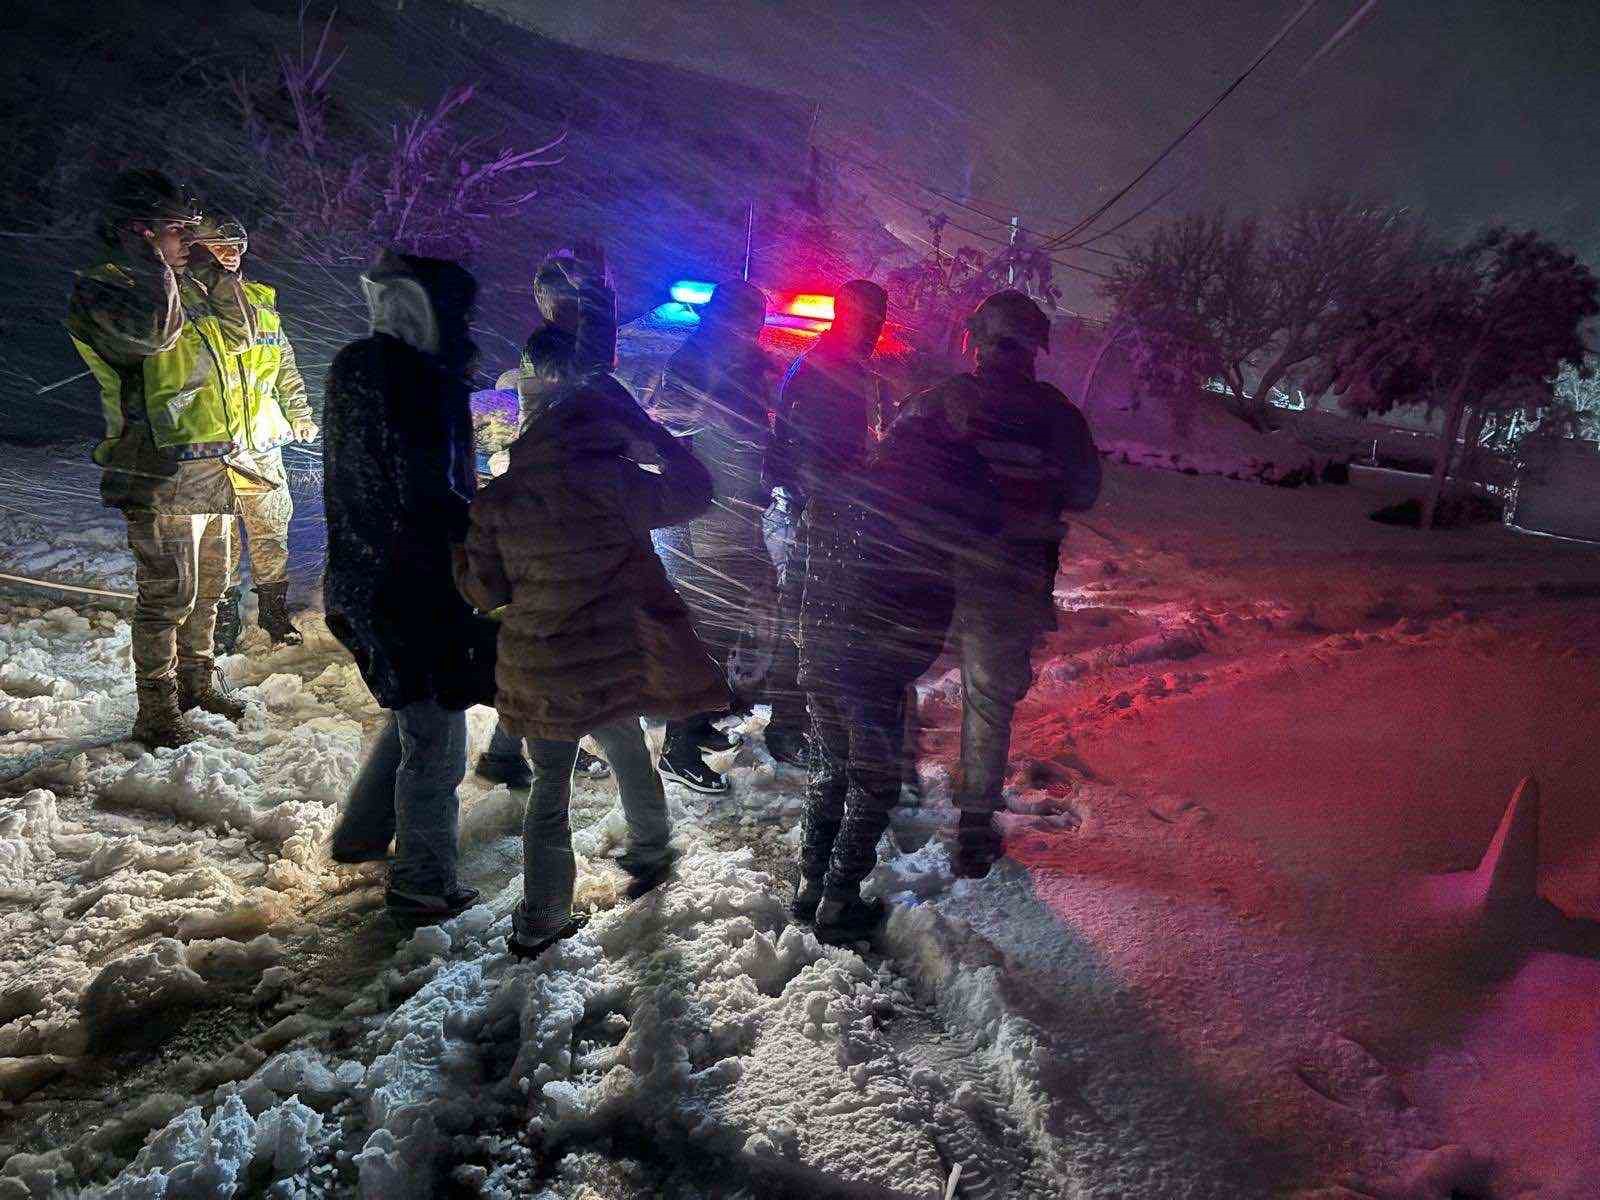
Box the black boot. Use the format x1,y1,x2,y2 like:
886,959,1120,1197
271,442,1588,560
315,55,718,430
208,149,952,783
764,724,809,768
177,663,247,722
214,585,243,656
952,811,1004,880
255,580,303,646
790,877,824,923
131,681,200,749
475,749,533,789
814,893,886,945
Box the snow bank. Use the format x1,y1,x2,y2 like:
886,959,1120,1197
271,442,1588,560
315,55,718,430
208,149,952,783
1084,390,1330,485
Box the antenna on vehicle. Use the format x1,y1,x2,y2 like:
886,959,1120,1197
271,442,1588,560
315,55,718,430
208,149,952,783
742,200,755,282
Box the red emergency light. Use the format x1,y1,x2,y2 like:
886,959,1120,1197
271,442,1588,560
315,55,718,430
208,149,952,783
766,292,835,334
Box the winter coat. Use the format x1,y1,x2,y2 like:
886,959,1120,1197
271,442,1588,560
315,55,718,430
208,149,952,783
893,366,1100,543
454,378,729,742
648,332,777,674
884,365,1101,636
67,251,258,515
766,336,896,693
322,254,486,712
838,425,1002,696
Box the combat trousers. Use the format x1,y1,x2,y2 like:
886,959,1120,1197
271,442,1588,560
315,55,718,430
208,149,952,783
954,541,1060,816
228,447,293,587
125,512,233,684
800,687,906,900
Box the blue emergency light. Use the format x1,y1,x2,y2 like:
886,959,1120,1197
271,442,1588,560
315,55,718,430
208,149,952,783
669,279,716,306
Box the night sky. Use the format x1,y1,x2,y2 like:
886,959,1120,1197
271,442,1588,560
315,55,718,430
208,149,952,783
476,0,1599,307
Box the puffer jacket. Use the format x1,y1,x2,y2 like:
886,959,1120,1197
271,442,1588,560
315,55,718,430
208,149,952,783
455,379,728,742
322,251,486,711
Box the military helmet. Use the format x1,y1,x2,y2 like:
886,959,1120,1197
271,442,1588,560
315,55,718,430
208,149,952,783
102,169,202,230
192,211,249,248
966,289,1051,353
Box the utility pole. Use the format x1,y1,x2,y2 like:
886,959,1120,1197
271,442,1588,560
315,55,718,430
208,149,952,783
1007,216,1021,285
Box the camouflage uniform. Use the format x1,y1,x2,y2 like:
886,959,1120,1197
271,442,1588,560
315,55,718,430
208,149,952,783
892,365,1101,821
67,252,255,688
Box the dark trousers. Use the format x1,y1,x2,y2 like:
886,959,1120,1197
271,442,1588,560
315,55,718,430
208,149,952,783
800,686,906,900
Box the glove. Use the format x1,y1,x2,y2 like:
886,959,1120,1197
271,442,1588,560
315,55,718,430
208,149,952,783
291,418,319,443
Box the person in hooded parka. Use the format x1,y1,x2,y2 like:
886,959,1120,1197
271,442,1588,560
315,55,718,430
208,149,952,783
321,249,488,925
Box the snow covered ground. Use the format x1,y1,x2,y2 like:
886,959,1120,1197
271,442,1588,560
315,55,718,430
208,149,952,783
3,446,1600,1198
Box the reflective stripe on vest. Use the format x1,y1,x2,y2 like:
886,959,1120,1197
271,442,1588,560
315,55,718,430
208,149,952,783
237,280,294,452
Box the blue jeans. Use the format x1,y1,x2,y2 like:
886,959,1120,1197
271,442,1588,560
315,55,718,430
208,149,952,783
514,719,673,941
332,700,466,897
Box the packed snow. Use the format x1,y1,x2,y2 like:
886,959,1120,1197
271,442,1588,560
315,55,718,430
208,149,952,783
4,459,1600,1198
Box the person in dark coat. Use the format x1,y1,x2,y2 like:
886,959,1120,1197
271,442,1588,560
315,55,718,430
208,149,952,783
648,279,777,794
890,290,1101,880
456,365,725,957
790,412,1002,941
766,279,903,941
474,241,619,790
322,249,487,923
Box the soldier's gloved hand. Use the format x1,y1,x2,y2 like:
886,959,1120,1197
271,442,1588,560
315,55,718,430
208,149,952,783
291,417,320,443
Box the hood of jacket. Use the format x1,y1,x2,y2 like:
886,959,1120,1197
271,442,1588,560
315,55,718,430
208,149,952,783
360,248,477,364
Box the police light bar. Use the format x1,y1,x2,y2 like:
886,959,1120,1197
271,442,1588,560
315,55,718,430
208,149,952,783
765,292,835,333
669,279,716,305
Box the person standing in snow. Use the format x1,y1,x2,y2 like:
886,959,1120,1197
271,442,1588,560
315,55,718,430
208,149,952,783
66,170,256,749
766,279,905,940
454,354,726,958
647,279,778,795
471,242,619,791
888,290,1101,879
322,250,488,924
188,213,318,653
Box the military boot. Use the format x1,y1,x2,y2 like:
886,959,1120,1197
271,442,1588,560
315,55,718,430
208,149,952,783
131,681,200,749
254,581,303,646
177,662,248,722
213,585,243,656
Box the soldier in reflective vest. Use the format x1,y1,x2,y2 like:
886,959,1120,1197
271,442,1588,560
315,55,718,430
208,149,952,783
66,171,257,748
191,214,318,651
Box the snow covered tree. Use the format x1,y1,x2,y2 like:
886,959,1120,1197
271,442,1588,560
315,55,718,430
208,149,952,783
1101,200,1416,429
1317,229,1599,529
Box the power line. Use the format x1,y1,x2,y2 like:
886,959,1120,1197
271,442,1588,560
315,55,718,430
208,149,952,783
1041,0,1324,251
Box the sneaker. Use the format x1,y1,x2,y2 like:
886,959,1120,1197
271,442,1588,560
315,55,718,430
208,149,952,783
385,884,481,925
328,839,391,865
618,847,681,900
764,725,809,768
790,877,824,924
657,749,729,795
697,727,740,754
509,911,589,961
475,751,533,789
575,747,611,779
814,894,886,945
